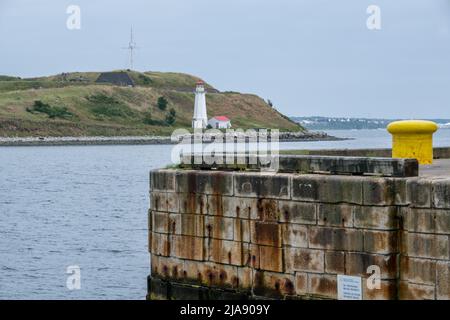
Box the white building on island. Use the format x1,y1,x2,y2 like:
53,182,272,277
192,81,208,129
208,116,231,129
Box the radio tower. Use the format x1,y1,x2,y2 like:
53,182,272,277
123,27,138,70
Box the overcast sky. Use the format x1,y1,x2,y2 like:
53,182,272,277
1,0,450,118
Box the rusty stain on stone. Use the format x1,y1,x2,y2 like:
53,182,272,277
254,222,280,247
172,266,178,278
256,199,278,221
284,279,294,295
232,276,239,288
162,265,169,277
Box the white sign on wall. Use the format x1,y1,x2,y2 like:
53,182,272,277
337,275,362,300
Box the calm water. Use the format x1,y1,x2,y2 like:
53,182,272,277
1,129,449,299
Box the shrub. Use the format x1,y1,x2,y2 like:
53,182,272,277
86,94,137,118
165,108,176,125
27,100,73,119
157,96,168,111
138,74,152,85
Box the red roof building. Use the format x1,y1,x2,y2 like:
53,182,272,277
208,116,232,129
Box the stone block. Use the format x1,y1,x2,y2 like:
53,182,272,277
317,203,353,227
363,280,397,300
148,209,152,231
436,261,450,299
234,172,290,199
179,193,207,214
392,178,408,205
279,201,317,225
278,155,417,177
325,251,345,274
345,252,397,279
353,206,398,230
234,219,250,243
200,262,240,289
207,194,223,216
182,259,204,285
284,248,324,273
253,271,295,298
250,221,282,247
282,224,308,248
292,175,363,204
206,239,243,266
362,178,397,206
205,215,234,240
399,281,435,300
436,209,450,234
176,170,234,195
308,274,337,299
433,179,450,209
363,230,398,254
170,234,204,261
150,169,176,192
151,232,170,256
400,256,436,285
222,196,257,219
150,192,167,212
242,243,260,268
169,213,204,237
151,255,184,280
403,232,449,260
252,199,280,221
259,245,284,273
308,227,364,251
166,192,179,213
295,272,308,295
150,254,159,275
402,208,450,235
406,178,432,208
237,267,253,290
151,211,169,234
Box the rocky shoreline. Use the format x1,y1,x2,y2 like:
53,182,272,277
0,131,346,147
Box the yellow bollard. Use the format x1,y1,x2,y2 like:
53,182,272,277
387,120,438,165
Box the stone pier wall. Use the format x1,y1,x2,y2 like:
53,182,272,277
147,169,450,300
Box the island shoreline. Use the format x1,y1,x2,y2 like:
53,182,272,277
0,133,348,147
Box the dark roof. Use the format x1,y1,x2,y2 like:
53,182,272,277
95,72,135,87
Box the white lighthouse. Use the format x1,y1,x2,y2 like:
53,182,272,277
192,81,208,129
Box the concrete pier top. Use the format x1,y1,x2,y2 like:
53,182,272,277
420,159,450,177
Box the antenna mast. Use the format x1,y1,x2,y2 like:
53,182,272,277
123,27,138,70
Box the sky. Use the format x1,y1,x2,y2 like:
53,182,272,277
0,0,450,118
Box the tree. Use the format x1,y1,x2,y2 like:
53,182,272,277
165,108,176,125
157,96,168,111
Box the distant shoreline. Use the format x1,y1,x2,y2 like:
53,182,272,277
0,132,347,147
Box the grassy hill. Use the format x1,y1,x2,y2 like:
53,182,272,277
0,70,304,137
